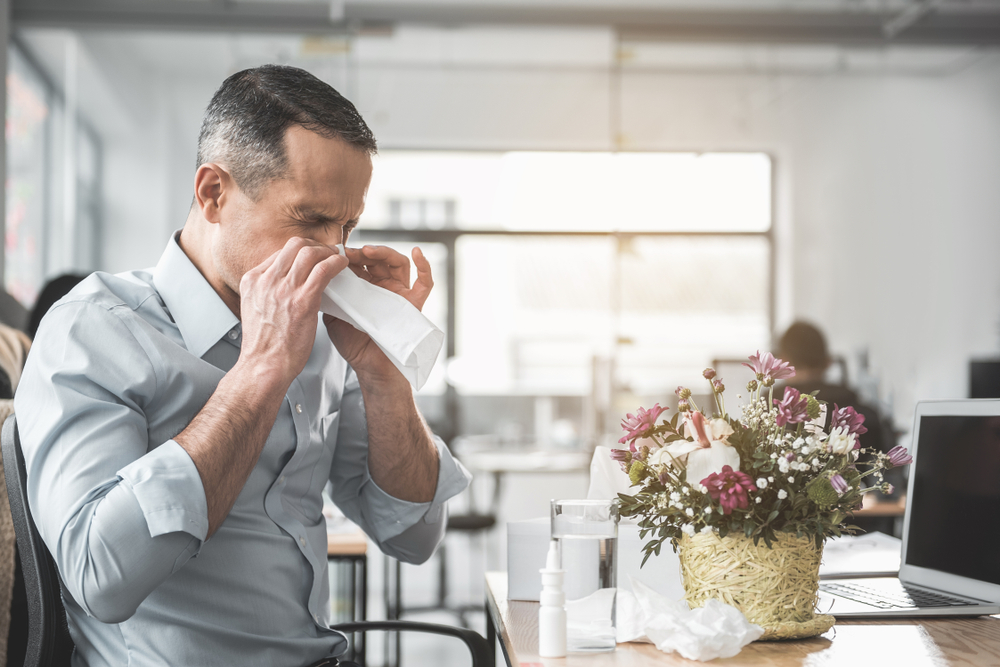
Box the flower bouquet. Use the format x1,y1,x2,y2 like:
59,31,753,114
612,351,912,640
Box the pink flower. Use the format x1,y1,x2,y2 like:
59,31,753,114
831,405,868,438
886,446,913,468
702,465,757,515
684,410,712,448
619,403,667,450
743,350,796,382
609,448,631,472
830,474,849,496
774,387,810,427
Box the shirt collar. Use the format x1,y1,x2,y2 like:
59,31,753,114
153,231,239,359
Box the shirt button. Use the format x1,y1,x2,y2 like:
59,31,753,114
295,403,303,414
314,614,320,623
227,328,239,340
278,476,285,484
299,536,307,547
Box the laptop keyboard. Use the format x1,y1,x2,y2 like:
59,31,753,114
821,581,981,609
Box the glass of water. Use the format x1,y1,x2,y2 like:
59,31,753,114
550,499,619,652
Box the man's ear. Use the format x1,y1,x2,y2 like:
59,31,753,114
193,163,231,224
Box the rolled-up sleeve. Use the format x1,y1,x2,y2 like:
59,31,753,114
327,369,471,563
14,300,209,623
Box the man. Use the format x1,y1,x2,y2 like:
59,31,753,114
14,65,470,666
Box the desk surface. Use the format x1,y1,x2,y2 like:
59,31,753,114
485,572,1000,666
327,528,367,557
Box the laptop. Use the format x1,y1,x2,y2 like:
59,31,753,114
818,399,1000,617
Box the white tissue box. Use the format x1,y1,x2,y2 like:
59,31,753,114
506,518,684,602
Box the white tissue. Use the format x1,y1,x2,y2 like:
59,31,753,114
617,578,763,662
319,245,444,390
586,446,635,502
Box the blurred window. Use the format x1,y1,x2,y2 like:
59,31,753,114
6,46,50,305
365,151,771,233
5,41,103,309
359,151,773,397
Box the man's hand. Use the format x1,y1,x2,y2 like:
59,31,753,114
176,237,347,537
323,245,433,383
240,237,348,389
322,244,440,503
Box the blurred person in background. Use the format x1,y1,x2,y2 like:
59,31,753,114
778,321,893,454
26,274,87,340
777,321,902,519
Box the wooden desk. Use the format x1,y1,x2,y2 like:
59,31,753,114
485,572,1000,666
852,495,906,518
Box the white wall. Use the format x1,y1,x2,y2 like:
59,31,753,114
36,28,1000,427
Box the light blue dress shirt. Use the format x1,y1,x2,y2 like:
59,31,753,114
14,234,471,667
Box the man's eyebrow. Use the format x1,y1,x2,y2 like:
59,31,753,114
289,206,340,223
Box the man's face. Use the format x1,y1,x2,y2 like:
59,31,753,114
213,125,373,298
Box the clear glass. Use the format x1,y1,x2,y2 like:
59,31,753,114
550,499,619,652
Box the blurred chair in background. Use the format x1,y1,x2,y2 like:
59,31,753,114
0,293,28,334
0,322,31,666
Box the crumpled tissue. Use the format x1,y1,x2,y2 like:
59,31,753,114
319,245,444,390
617,577,764,661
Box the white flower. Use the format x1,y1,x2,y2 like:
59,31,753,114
681,524,696,536
704,506,712,514
685,507,694,517
669,492,681,502
699,525,714,534
788,476,795,483
756,478,768,489
777,458,790,473
708,418,735,443
827,427,857,456
777,489,788,499
685,442,742,492
755,496,762,504
768,476,774,482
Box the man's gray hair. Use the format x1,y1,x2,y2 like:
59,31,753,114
196,64,377,200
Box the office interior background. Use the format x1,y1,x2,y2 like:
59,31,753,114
3,0,1000,664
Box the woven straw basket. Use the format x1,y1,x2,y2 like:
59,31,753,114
678,531,835,640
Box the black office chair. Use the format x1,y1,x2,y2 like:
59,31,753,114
1,415,492,667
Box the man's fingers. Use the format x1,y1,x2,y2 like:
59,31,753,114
287,243,338,286
409,247,433,309
361,245,410,285
304,253,348,294
266,236,311,278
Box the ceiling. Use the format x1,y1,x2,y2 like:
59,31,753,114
13,0,1000,46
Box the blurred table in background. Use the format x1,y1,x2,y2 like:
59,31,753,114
452,436,593,515
327,526,368,663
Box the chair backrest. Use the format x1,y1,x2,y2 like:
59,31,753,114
2,415,75,667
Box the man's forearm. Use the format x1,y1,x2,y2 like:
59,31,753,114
358,373,439,503
174,362,287,537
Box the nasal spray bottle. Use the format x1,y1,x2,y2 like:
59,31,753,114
538,539,567,658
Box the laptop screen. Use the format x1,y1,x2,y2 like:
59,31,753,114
905,414,1000,584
